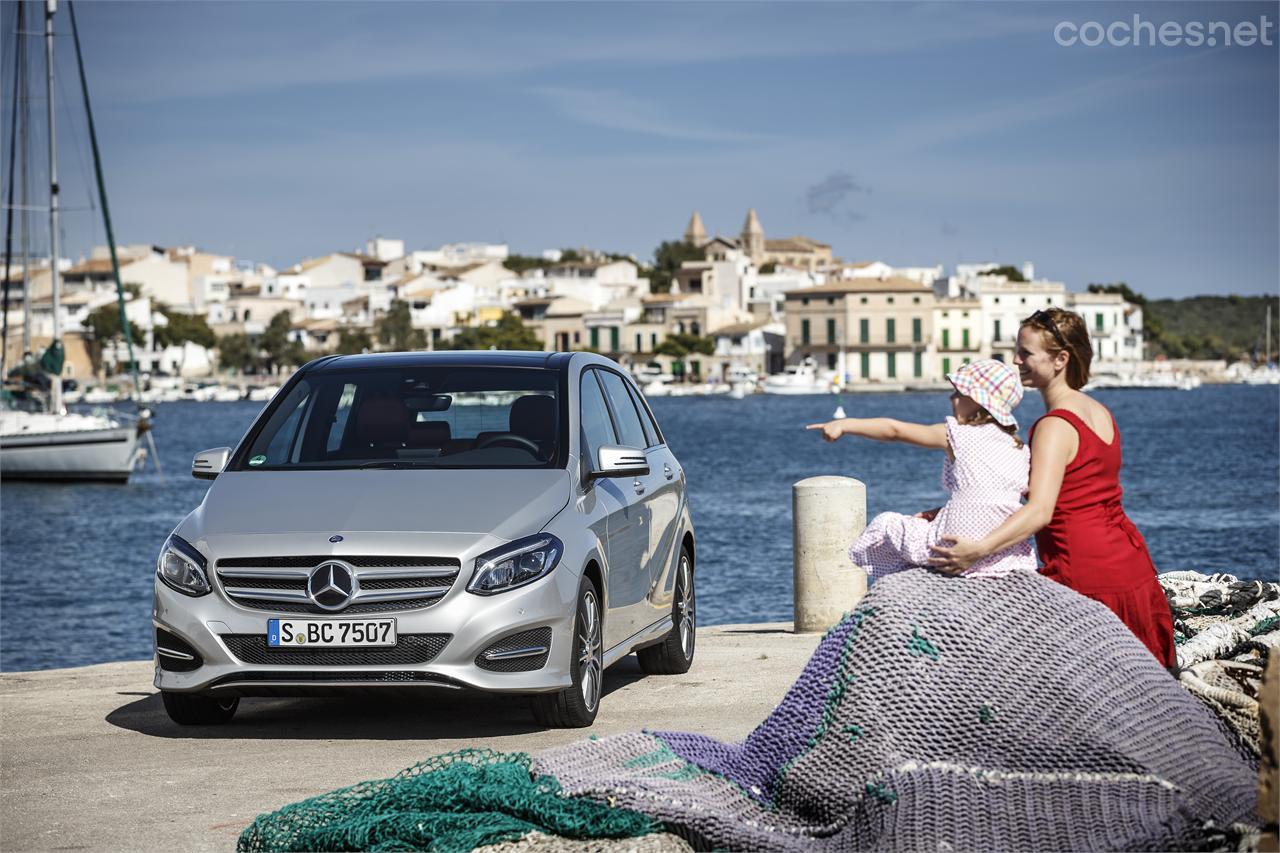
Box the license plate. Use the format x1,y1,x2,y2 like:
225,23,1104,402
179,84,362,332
267,618,397,648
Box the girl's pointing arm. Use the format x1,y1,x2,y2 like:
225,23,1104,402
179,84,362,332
806,418,947,449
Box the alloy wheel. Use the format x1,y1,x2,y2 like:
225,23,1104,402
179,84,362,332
677,554,695,659
578,589,602,712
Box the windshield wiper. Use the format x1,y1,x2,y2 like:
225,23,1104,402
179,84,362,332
355,460,434,470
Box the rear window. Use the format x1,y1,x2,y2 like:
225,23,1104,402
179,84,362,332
233,366,563,471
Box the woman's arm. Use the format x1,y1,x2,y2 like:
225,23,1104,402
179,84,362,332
927,417,1076,572
806,418,948,449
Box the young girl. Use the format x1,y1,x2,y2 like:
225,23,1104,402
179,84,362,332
806,359,1035,579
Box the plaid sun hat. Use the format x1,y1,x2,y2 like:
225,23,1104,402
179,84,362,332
947,359,1024,427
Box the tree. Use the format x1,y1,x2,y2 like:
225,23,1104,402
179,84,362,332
649,240,705,294
260,310,307,372
654,332,715,381
986,265,1026,282
154,307,216,350
216,333,259,375
152,305,217,377
376,300,426,351
82,303,124,377
503,254,555,275
441,312,543,351
335,327,373,354
1087,282,1146,307
758,261,778,274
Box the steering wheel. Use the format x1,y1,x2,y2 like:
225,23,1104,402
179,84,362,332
475,432,541,455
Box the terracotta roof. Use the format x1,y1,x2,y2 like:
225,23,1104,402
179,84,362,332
340,252,387,267
766,236,830,253
784,276,932,297
293,318,340,332
641,293,687,304
710,322,764,337
64,258,135,276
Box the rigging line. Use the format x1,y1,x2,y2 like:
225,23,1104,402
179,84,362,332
2,0,26,379
54,44,97,216
68,0,140,398
3,204,96,212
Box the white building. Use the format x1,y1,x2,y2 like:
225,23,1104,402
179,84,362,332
365,237,405,263
525,260,649,312
840,261,944,288
1067,291,1145,362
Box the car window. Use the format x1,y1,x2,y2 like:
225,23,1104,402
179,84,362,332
597,370,648,450
579,370,617,469
325,383,357,452
236,366,562,470
624,380,659,447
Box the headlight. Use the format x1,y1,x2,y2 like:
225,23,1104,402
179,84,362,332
156,534,211,597
468,533,563,595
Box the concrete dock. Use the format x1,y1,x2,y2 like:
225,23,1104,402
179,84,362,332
0,623,819,852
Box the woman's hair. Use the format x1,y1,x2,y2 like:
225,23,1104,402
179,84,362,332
1020,307,1092,390
956,408,1023,448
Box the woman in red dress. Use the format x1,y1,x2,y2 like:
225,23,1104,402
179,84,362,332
929,308,1176,668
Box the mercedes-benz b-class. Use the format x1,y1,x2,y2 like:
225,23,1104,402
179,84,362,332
153,351,696,727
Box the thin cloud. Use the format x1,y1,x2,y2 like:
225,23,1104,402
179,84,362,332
529,86,768,144
806,172,871,222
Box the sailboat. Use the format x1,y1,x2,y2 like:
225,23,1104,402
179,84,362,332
0,0,142,481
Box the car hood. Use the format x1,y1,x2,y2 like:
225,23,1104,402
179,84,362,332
183,469,572,547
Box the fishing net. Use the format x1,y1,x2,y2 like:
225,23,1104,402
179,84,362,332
240,570,1261,852
236,749,660,852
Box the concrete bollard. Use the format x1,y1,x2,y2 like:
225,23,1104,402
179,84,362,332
792,475,868,633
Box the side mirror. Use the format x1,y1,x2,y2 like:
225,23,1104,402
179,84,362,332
590,445,649,479
192,447,232,480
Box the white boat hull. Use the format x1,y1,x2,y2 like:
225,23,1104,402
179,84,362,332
761,383,832,395
0,415,141,482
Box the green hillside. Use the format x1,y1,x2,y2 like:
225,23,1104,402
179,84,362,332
1088,285,1278,360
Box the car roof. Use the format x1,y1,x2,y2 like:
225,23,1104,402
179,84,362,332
307,351,575,373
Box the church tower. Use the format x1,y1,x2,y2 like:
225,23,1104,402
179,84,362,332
684,211,707,246
741,208,765,264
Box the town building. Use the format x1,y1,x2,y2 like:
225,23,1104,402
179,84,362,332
784,277,936,383
1067,291,1145,362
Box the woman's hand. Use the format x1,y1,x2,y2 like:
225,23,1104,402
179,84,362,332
928,536,986,575
805,421,844,443
914,507,941,522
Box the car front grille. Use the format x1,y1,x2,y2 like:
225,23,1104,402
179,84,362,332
475,627,552,673
221,633,451,666
214,555,461,615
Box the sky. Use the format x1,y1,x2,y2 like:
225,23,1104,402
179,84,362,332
3,1,1277,299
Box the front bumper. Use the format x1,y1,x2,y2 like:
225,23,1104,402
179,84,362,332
152,562,580,696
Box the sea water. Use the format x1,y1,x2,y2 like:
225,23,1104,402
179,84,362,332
1,385,1275,671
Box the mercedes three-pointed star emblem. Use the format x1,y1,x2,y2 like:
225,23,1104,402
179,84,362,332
307,561,359,611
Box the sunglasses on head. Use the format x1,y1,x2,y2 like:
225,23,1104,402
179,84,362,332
1026,310,1068,349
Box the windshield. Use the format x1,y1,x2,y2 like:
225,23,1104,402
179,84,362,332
232,366,563,471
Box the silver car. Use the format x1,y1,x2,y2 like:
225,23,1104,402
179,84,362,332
153,351,696,727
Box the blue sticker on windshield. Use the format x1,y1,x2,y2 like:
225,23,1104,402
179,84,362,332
249,454,267,466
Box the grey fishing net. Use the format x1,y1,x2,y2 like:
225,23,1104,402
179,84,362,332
535,569,1259,851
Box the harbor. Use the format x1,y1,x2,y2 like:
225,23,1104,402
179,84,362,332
0,623,821,852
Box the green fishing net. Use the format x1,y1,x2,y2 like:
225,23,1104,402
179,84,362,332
236,748,659,853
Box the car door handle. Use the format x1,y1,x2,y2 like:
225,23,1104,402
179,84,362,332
633,479,646,496
663,464,675,481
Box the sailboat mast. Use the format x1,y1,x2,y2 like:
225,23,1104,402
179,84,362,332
20,22,32,358
43,0,62,412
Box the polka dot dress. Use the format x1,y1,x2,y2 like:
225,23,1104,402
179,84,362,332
849,417,1036,580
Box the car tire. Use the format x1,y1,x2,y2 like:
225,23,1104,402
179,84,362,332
637,546,695,675
530,576,602,728
161,691,239,725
